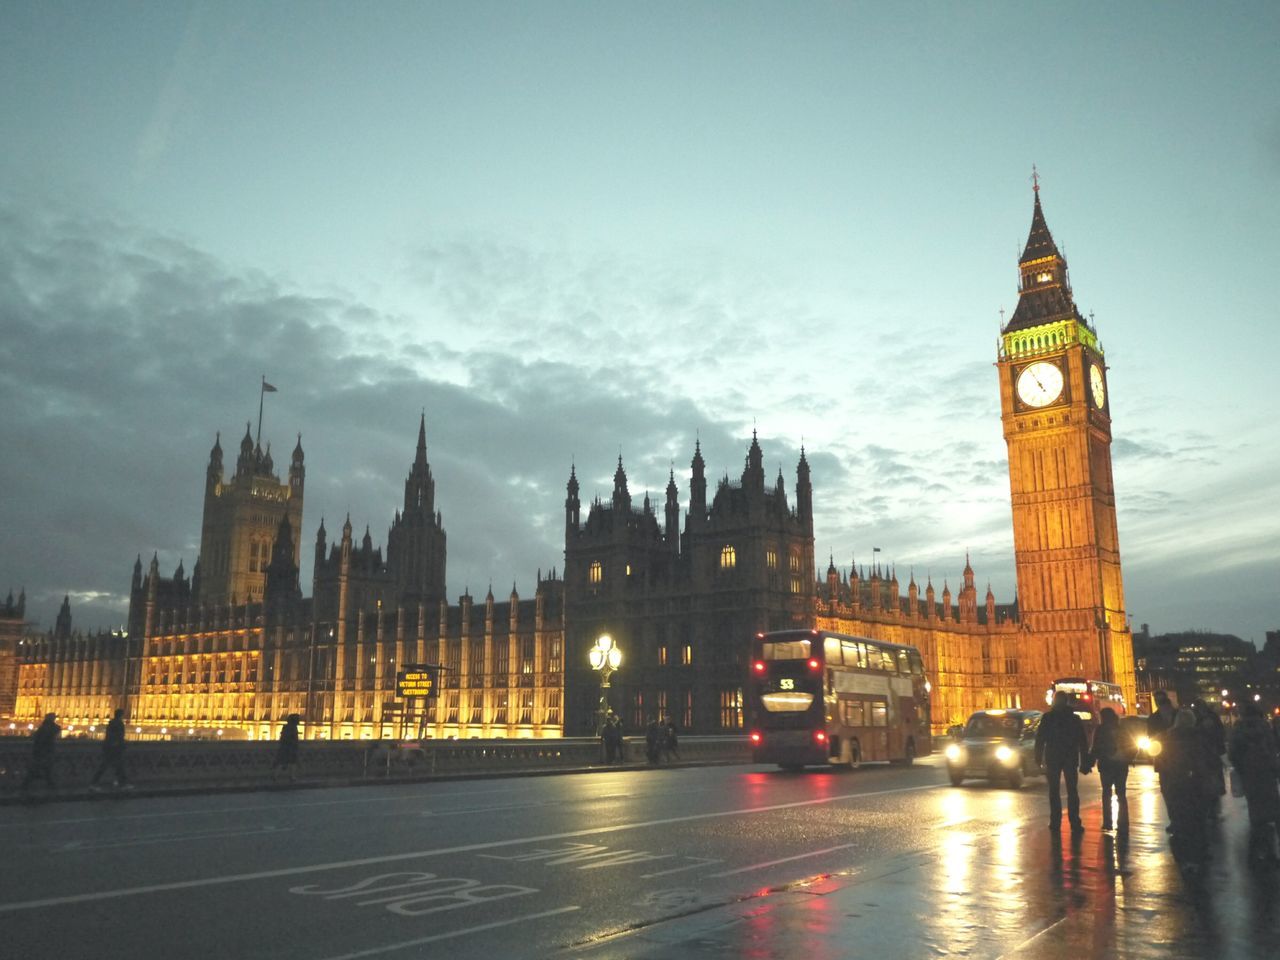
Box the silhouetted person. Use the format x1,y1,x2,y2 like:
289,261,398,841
1036,692,1089,834
1163,708,1216,873
273,714,301,780
21,713,60,793
1089,707,1129,831
663,716,680,762
1228,701,1280,866
601,712,623,763
90,708,131,790
1192,699,1227,820
645,718,663,765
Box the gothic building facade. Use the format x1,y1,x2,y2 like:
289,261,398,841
7,188,1135,738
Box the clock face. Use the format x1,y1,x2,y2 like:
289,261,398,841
1090,363,1106,408
1016,361,1064,408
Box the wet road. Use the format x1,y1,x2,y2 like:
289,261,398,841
2,759,1276,958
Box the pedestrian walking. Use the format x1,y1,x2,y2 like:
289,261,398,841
1228,701,1280,867
1088,707,1130,832
90,708,132,790
1192,699,1227,820
272,713,301,780
21,713,61,794
1035,691,1090,834
645,718,663,765
663,716,680,762
1162,708,1217,873
601,712,623,764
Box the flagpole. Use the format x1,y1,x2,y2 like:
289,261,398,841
256,375,266,448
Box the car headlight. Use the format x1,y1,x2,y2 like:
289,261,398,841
945,743,964,762
1136,735,1151,753
995,744,1015,764
1146,739,1162,757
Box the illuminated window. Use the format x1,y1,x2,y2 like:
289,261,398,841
589,561,603,584
1036,271,1052,283
720,545,736,569
544,690,560,725
719,688,743,729
791,577,802,594
789,552,801,572
766,547,777,569
658,646,668,666
682,644,692,666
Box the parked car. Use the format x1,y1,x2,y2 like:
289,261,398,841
1118,715,1157,764
944,709,1043,788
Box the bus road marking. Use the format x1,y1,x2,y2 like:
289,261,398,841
314,906,581,960
0,781,941,913
707,843,859,877
641,857,722,878
291,871,538,916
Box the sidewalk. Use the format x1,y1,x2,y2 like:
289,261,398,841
573,767,1280,960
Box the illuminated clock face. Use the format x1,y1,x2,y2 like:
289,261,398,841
1016,361,1064,408
1090,363,1106,408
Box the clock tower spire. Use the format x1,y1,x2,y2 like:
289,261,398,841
997,182,1135,707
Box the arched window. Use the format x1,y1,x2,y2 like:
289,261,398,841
720,545,736,570
589,561,603,584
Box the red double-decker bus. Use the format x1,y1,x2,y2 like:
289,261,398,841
748,629,932,770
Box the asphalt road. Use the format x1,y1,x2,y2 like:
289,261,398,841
0,758,1172,959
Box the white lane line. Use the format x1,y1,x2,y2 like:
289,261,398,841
57,825,288,852
315,905,581,959
0,781,941,913
640,857,723,878
707,843,859,877
994,914,1068,960
0,786,522,828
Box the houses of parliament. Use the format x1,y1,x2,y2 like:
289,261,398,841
2,189,1137,740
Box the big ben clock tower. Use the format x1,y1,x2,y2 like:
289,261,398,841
997,181,1136,706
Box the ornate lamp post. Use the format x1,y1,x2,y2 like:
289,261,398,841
589,633,622,736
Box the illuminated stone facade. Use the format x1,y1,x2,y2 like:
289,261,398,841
8,190,1136,737
0,591,25,719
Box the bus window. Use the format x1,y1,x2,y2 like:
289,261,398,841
897,649,911,674
824,637,843,665
762,639,810,660
907,650,925,676
879,650,896,672
842,700,865,726
870,701,888,727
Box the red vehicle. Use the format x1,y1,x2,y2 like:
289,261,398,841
1049,677,1127,741
748,629,932,770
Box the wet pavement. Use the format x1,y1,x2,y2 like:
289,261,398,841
572,765,1280,960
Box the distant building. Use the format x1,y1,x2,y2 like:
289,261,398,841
0,590,25,719
8,186,1138,738
1135,629,1258,707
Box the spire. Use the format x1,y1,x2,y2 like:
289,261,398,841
210,432,223,463
1004,179,1084,335
292,432,304,464
415,412,427,466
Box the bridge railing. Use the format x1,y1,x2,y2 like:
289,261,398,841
0,735,752,794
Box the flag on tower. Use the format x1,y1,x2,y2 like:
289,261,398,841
262,381,278,393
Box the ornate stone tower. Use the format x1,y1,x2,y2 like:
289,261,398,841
195,425,304,605
997,182,1136,705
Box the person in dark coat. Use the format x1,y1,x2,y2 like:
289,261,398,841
1147,691,1177,814
663,716,680,762
1162,708,1217,872
1088,707,1130,831
1035,692,1090,834
272,714,302,780
21,713,61,793
601,712,623,764
1228,701,1280,866
645,718,663,765
1191,699,1227,819
90,708,131,789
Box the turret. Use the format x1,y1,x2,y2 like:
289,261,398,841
207,432,224,489
315,517,328,571
566,464,581,535
612,455,631,513
290,433,305,494
689,440,707,528
664,468,679,553
236,423,254,477
796,446,812,526
743,430,765,495
54,595,72,640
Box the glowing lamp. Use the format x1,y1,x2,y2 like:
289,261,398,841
749,731,762,745
814,730,827,743
808,659,820,671
753,661,766,673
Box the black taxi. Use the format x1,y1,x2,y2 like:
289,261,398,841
944,709,1043,788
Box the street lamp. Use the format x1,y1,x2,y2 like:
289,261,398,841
589,634,622,735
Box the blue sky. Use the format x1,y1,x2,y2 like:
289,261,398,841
1,1,1277,643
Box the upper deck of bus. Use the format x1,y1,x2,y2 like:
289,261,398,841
753,629,925,676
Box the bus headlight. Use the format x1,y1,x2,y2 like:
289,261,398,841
944,743,964,763
995,745,1015,764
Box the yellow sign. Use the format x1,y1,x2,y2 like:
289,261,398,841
396,665,439,699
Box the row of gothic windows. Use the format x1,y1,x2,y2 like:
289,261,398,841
1011,330,1065,355
586,546,801,584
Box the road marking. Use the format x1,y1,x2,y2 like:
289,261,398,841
57,825,287,852
707,843,859,877
314,905,581,959
0,781,941,913
640,857,722,878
